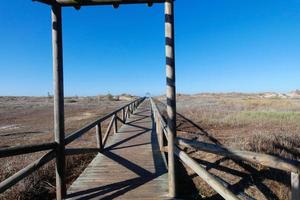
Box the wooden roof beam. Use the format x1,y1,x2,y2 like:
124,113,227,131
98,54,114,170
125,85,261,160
33,0,165,7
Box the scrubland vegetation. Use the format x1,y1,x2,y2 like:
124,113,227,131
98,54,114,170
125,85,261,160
1,93,300,199
158,93,300,199
0,95,133,200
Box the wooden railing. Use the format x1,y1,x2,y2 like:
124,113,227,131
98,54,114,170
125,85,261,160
0,97,145,195
150,97,300,200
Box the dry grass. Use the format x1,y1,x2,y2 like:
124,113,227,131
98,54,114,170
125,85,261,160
156,93,300,199
0,95,133,200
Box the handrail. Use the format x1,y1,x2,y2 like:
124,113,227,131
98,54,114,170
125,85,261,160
176,137,300,174
0,150,56,193
65,97,145,145
0,142,57,158
150,97,300,200
0,97,145,194
174,146,239,200
150,97,239,199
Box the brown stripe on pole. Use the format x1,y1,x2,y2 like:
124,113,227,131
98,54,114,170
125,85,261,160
51,4,66,199
165,0,177,197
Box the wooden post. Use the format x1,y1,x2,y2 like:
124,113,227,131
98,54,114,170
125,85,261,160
114,114,118,134
157,117,164,151
51,4,66,199
122,108,125,123
292,172,300,200
96,123,103,150
127,106,130,118
165,0,177,197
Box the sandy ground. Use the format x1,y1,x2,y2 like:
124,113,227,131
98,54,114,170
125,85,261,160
1,93,300,199
156,93,300,200
0,95,134,200
0,96,132,147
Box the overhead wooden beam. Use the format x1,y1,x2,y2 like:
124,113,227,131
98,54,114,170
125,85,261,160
33,0,165,7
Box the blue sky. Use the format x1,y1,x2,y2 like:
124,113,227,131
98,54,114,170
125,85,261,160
0,0,300,96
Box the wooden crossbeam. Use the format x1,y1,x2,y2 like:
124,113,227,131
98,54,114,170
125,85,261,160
33,0,165,6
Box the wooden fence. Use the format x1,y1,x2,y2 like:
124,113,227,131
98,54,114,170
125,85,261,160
150,97,300,200
0,97,145,195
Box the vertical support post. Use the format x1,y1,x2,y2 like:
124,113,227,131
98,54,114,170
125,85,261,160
51,4,66,200
157,115,164,151
96,123,103,150
165,0,177,197
114,114,118,134
292,172,300,200
127,106,130,118
122,108,125,123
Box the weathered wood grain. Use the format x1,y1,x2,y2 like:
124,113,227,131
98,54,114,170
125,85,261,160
176,137,300,173
34,0,165,7
51,4,66,199
174,146,239,200
0,142,56,158
0,151,56,193
292,172,300,200
67,100,168,199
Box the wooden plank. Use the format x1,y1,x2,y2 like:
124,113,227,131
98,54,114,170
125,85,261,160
65,98,144,145
0,142,56,158
65,148,99,155
292,172,300,200
174,146,239,200
102,115,115,147
34,0,165,6
177,137,300,173
0,151,55,193
67,100,168,199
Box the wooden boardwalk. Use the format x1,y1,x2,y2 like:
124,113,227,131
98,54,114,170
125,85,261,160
67,100,169,199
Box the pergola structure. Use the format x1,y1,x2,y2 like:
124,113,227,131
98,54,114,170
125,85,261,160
34,0,177,199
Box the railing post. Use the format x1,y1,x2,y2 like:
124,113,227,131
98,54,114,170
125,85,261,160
96,123,103,150
51,4,66,199
122,108,125,123
292,172,300,200
165,0,177,197
114,114,118,134
127,106,131,118
157,115,164,151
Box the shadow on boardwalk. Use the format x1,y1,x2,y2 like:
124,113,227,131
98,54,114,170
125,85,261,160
67,101,196,199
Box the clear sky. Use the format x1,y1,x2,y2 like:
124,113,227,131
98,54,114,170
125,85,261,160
0,0,300,96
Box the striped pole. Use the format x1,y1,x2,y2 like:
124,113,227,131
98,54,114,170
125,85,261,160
165,0,177,197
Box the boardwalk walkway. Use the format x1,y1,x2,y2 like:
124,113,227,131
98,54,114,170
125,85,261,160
67,100,169,199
